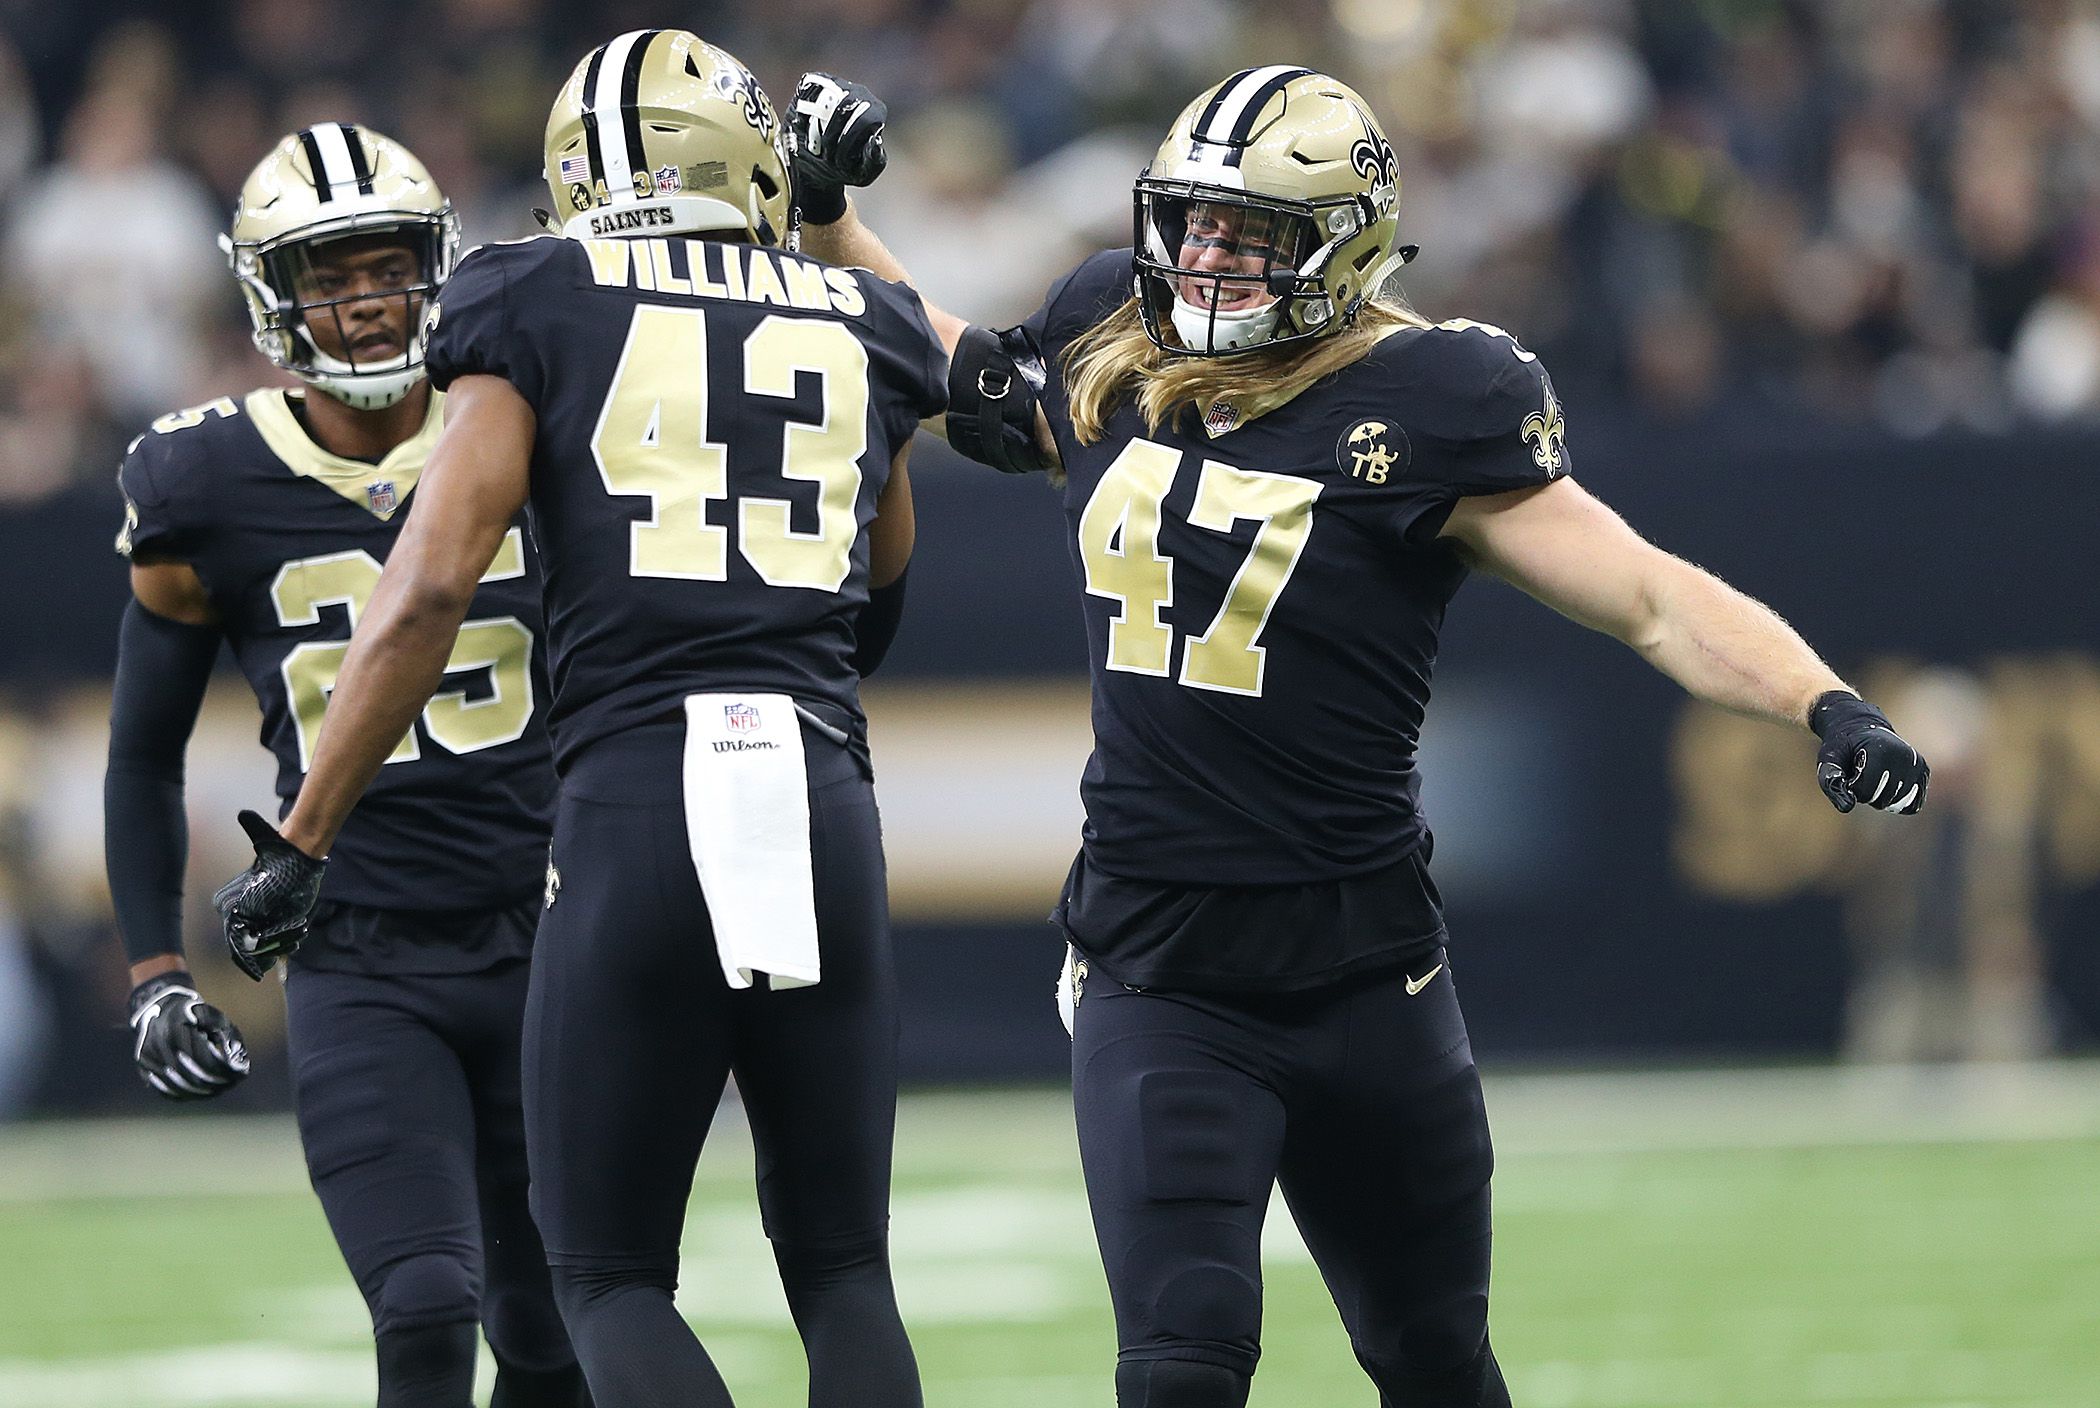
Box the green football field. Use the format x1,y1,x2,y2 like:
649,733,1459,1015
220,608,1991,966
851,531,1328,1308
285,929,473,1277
3,1063,2096,1408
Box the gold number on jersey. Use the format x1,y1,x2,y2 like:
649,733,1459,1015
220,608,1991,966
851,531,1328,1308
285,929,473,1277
1076,438,1177,676
1178,464,1321,696
1077,439,1322,698
594,307,867,592
150,397,239,435
270,528,536,771
592,305,730,581
740,316,867,591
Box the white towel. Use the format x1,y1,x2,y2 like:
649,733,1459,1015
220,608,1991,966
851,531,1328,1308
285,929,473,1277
681,692,820,990
1055,944,1082,1037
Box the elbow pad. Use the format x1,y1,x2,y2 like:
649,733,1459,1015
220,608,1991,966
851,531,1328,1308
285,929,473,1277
946,324,1050,476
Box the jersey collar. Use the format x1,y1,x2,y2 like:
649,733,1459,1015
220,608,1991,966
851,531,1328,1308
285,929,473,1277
244,387,444,520
1194,323,1409,439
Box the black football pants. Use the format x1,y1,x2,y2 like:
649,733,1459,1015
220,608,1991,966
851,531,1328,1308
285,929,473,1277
1071,951,1510,1407
285,935,584,1407
524,723,919,1408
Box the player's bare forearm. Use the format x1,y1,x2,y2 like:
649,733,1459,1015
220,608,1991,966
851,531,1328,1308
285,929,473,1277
279,570,471,857
1628,557,1847,729
279,375,534,857
1447,478,1845,730
802,202,967,356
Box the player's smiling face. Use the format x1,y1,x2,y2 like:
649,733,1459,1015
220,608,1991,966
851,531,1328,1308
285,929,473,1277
291,233,424,368
1175,201,1287,313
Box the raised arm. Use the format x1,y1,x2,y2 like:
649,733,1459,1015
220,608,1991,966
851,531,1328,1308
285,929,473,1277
1442,478,1928,813
792,74,1057,474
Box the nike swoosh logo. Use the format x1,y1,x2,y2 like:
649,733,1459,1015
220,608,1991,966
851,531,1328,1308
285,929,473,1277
1405,964,1444,996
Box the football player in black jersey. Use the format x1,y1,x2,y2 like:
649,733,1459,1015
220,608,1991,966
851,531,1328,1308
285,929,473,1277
105,127,586,1408
793,67,1931,1408
213,33,944,1408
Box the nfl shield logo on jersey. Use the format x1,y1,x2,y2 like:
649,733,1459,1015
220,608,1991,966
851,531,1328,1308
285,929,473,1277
724,702,761,734
366,480,398,514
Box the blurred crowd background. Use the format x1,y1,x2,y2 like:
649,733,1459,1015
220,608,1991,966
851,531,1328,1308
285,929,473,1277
1,0,2098,1118
7,0,2100,506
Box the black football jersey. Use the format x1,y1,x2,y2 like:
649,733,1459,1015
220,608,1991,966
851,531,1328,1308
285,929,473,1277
116,388,557,914
422,236,947,771
1024,249,1571,888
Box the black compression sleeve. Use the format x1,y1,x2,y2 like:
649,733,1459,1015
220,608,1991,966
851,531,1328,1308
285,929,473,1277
851,569,908,677
105,600,221,965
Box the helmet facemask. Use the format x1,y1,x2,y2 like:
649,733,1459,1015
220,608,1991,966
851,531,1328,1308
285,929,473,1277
1133,68,1415,359
1135,177,1391,357
225,211,458,411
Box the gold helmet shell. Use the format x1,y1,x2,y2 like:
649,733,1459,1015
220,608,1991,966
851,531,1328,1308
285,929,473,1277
544,29,793,247
1134,67,1412,356
221,124,459,409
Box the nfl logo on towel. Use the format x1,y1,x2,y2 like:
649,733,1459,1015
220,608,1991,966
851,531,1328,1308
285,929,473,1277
367,480,397,514
558,153,591,186
724,702,761,734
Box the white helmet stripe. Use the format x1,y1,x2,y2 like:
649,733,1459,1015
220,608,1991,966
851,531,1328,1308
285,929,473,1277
305,122,359,201
589,29,654,200
1198,65,1312,145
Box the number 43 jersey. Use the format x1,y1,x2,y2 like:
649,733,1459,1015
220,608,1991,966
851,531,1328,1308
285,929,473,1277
1024,250,1571,888
116,389,556,914
424,235,947,770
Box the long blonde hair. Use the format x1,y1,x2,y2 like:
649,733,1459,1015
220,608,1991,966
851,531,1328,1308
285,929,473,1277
1063,296,1429,445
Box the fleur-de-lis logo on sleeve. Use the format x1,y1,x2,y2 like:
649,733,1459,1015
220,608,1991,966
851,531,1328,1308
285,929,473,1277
1521,380,1567,475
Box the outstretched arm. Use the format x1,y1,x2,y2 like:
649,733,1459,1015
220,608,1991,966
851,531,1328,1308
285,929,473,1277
1442,478,1927,812
1443,479,1844,727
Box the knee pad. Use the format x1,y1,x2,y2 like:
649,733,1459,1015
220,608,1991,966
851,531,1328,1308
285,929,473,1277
770,1231,889,1293
482,1284,574,1374
1114,1358,1251,1408
1356,1323,1507,1408
374,1252,479,1336
548,1257,677,1324
374,1321,478,1408
488,1355,589,1408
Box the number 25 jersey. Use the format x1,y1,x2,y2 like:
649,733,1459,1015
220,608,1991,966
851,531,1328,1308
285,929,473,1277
424,235,947,770
115,389,556,915
1024,249,1571,888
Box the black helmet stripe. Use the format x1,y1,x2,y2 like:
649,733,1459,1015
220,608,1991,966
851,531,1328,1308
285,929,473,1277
337,122,375,194
298,128,334,202
579,41,610,188
583,29,662,199
618,30,662,191
1193,65,1314,162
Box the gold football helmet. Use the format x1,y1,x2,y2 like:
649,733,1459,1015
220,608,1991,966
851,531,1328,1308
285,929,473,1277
544,29,793,247
1135,67,1415,356
222,125,459,409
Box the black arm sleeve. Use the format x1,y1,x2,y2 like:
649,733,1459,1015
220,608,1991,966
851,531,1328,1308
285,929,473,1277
851,569,908,678
104,600,221,965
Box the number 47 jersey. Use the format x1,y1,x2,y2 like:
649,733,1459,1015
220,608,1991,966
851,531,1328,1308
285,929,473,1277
424,235,947,770
1024,250,1572,889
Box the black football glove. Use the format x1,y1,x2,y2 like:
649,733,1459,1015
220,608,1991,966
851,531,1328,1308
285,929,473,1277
1810,691,1929,815
791,72,889,225
128,972,249,1100
213,809,326,980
